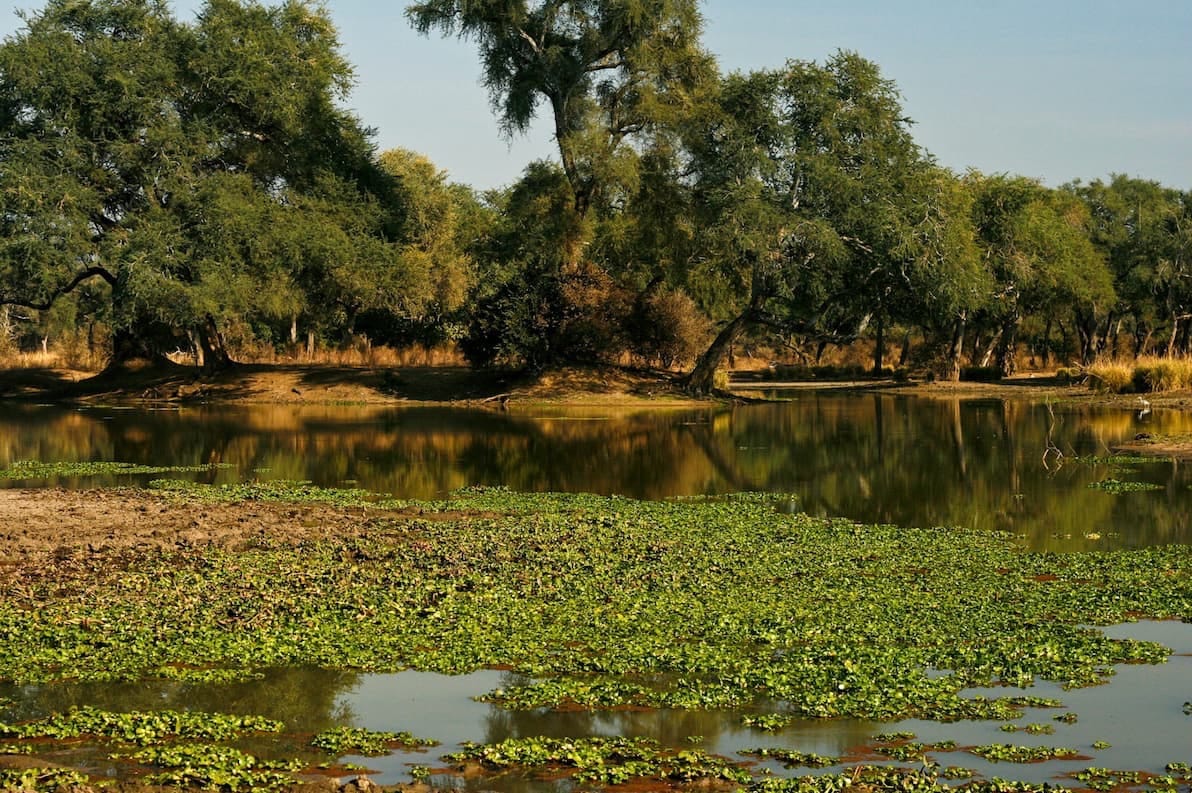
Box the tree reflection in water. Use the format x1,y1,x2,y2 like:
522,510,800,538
0,395,1190,551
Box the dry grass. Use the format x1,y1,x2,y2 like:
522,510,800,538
1084,356,1192,393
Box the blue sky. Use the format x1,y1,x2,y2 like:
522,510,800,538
2,0,1189,191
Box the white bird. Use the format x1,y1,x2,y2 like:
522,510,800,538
1137,395,1151,418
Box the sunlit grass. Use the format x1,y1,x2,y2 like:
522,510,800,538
1084,356,1192,393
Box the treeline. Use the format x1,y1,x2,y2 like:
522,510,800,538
0,0,1188,393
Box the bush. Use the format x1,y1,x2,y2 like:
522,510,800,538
462,264,632,369
1083,360,1137,393
627,290,710,369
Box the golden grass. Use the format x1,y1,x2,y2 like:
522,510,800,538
1084,356,1192,393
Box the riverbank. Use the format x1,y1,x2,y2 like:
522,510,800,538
0,362,707,408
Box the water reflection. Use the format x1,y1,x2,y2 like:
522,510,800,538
2,395,1191,550
4,621,1188,787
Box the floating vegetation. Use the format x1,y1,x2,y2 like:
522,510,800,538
1069,767,1143,791
1086,478,1164,493
445,736,752,785
148,477,382,506
0,768,90,790
875,740,956,761
741,713,799,732
122,743,302,791
739,747,839,768
747,765,1057,793
0,488,1185,730
0,706,282,745
310,726,438,756
1070,455,1168,466
1054,712,1079,723
0,460,234,479
970,743,1081,762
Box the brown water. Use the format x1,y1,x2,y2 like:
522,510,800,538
2,393,1190,551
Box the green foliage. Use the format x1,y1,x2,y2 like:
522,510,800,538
0,487,1187,732
147,478,382,506
445,736,752,785
739,747,839,768
1,706,283,745
741,713,798,732
310,726,437,756
970,743,1080,762
0,0,408,362
126,743,301,791
0,460,232,480
0,767,91,791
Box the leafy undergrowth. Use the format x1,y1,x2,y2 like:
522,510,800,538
2,485,1188,722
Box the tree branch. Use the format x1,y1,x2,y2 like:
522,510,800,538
0,266,116,311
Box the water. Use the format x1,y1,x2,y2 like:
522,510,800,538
3,392,1191,786
4,622,1189,786
2,394,1191,551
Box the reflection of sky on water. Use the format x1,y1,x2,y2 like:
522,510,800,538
5,622,1187,788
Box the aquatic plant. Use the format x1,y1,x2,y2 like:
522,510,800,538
971,743,1080,762
446,736,752,785
1086,478,1164,493
0,706,282,745
0,460,234,479
310,726,438,756
0,488,1188,735
739,747,839,768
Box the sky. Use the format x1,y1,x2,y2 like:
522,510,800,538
1,0,1189,192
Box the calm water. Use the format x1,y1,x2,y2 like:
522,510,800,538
3,622,1190,786
2,393,1191,550
3,393,1192,786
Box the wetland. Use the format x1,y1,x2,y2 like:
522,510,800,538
1,393,1191,792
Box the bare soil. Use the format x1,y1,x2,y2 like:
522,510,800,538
0,488,404,565
0,362,706,408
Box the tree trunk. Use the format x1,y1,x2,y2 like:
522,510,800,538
872,314,885,375
290,316,299,345
187,328,205,369
307,329,316,357
898,329,912,366
684,302,760,395
1167,316,1180,357
996,314,1020,377
946,313,966,382
197,314,235,373
1041,317,1053,367
977,329,1003,368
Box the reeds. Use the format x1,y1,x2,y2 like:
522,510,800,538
1083,356,1192,393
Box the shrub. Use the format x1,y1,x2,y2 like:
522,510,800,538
1083,360,1137,393
627,289,710,369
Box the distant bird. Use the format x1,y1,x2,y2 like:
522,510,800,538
291,387,302,396
1137,395,1151,418
1137,395,1150,407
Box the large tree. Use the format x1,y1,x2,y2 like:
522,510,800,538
966,173,1113,371
408,0,713,368
0,0,408,369
681,53,938,393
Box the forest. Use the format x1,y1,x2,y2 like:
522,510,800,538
0,0,1189,394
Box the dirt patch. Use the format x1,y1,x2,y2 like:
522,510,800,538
0,488,408,564
1112,434,1192,460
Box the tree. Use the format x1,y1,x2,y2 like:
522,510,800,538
966,173,1113,371
1069,175,1187,357
0,0,407,369
408,0,713,369
681,53,932,393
